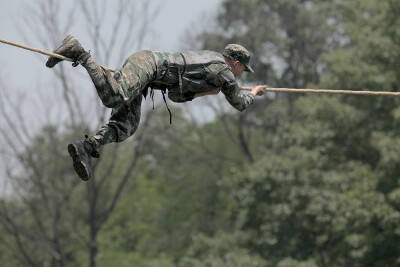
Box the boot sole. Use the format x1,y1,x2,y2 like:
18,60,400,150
68,143,90,181
46,35,74,68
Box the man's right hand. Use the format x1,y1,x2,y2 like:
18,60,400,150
251,85,267,96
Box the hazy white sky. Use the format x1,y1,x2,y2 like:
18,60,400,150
0,0,223,115
0,0,222,87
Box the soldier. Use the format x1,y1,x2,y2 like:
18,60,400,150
46,35,267,181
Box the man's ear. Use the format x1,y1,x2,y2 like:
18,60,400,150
232,60,240,68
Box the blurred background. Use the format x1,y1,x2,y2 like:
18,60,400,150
1,0,400,266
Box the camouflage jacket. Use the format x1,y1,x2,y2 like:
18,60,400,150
151,50,254,112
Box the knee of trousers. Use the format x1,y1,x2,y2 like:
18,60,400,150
100,97,124,109
97,70,132,109
109,113,141,142
97,89,130,109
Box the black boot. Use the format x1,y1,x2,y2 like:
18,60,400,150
46,35,90,68
67,135,100,181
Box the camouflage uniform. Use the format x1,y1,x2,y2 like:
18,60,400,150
46,36,256,181
83,46,256,147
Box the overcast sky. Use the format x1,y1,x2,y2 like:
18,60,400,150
0,0,224,132
0,0,227,138
0,0,223,120
0,0,222,87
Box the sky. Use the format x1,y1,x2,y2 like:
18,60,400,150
0,0,229,131
0,0,224,122
0,0,228,136
0,0,222,88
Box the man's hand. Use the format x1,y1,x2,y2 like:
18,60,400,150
194,88,221,98
250,85,267,96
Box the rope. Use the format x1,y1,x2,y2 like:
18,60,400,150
1,38,399,97
0,38,116,72
241,86,400,96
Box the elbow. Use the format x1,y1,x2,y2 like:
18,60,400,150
227,100,248,112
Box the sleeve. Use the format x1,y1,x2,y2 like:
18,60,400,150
217,67,255,112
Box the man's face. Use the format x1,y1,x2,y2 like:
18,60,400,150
231,61,246,77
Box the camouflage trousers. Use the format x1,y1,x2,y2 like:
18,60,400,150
82,50,158,146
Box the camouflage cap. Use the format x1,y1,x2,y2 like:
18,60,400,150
223,44,254,73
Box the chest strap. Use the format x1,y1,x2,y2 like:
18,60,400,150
178,53,186,96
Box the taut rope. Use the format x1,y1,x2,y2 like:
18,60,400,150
2,37,400,96
240,86,400,96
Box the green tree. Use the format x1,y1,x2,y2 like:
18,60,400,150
318,1,400,264
180,0,400,266
227,96,400,266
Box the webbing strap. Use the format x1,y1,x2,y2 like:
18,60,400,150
161,89,172,124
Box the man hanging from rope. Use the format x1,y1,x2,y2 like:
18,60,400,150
46,35,267,181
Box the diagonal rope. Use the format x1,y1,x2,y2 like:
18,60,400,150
0,38,116,72
2,37,400,96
